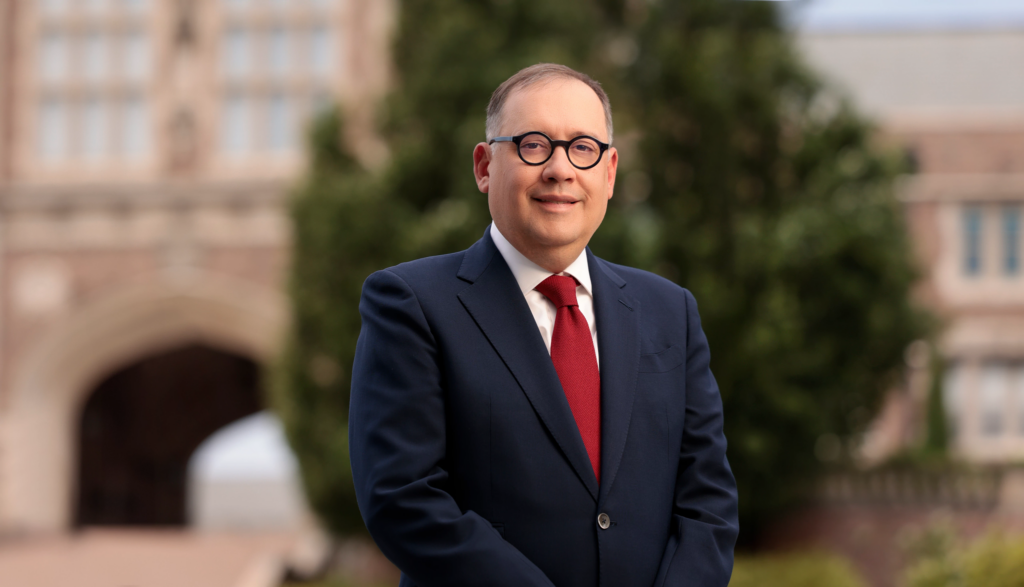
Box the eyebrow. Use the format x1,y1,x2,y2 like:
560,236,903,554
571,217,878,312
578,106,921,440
512,128,604,140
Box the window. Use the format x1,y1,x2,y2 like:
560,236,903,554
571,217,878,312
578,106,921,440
121,96,148,157
268,27,289,77
38,32,67,82
221,94,250,153
123,30,150,81
81,98,109,157
963,206,983,276
309,26,333,76
267,93,293,152
37,98,67,160
223,27,250,79
1004,206,1021,276
980,363,1007,436
83,32,109,82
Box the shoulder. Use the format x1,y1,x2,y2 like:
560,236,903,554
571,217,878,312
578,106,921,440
358,251,471,338
590,256,705,337
591,257,707,350
364,250,466,292
593,257,696,306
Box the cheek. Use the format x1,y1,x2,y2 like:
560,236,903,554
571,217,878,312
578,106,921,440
495,170,531,203
585,179,611,208
586,188,611,226
488,172,523,222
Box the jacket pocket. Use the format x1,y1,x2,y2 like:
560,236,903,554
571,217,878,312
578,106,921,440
638,345,684,373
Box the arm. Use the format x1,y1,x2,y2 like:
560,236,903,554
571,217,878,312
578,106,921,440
653,290,740,587
349,269,556,587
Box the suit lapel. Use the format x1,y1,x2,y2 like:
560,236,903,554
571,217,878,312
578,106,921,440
457,232,599,501
588,250,642,505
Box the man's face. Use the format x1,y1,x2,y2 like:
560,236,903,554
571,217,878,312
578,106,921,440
474,79,618,264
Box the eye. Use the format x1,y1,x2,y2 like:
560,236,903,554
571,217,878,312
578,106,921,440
521,141,545,150
572,141,598,153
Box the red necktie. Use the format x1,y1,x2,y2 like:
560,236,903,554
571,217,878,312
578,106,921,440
535,275,601,483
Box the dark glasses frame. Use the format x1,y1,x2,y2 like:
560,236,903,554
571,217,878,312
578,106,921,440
488,131,610,170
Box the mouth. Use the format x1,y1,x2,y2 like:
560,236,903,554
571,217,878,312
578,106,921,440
532,195,580,207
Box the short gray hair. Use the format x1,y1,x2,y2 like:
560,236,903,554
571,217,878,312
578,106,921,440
485,63,613,144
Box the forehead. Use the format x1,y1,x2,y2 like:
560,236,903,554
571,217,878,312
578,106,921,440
501,78,607,140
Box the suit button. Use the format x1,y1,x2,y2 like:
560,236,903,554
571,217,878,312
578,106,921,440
597,513,611,530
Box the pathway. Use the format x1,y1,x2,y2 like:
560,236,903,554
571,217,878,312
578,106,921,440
0,528,327,587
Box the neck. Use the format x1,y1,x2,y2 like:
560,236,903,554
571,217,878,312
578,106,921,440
512,240,585,275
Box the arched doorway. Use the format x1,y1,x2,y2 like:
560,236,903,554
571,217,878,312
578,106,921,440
1,273,286,532
75,345,261,526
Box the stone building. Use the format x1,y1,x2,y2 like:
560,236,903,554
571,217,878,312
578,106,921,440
796,25,1024,464
0,0,393,534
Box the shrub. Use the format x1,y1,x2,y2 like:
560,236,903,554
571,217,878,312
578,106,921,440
729,552,867,587
905,527,1024,587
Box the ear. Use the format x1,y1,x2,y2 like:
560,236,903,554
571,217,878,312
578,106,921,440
473,143,492,193
605,147,618,200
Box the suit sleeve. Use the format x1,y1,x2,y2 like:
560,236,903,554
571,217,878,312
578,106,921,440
653,290,740,587
349,269,556,587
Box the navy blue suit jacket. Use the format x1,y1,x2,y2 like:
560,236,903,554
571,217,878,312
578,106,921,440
349,229,738,586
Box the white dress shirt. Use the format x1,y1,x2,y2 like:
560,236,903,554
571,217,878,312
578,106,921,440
490,223,600,368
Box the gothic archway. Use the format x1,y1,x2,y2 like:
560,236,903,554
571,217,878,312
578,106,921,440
75,345,261,526
1,273,286,531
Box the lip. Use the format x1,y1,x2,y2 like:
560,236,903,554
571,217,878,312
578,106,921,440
531,194,580,205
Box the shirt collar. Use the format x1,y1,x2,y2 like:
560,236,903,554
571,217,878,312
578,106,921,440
490,222,593,298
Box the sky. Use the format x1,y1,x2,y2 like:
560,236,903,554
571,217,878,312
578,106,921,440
190,411,300,481
778,0,1024,32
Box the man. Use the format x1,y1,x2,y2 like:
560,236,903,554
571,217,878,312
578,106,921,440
349,63,738,587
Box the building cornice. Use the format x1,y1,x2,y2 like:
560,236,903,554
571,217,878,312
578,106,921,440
0,178,294,212
899,173,1024,203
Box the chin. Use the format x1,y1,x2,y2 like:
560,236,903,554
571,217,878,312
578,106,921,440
528,227,583,249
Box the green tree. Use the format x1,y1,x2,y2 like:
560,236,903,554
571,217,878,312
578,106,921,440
610,0,931,533
271,111,410,534
273,0,929,538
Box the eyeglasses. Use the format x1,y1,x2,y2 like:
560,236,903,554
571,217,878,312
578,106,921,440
488,131,610,170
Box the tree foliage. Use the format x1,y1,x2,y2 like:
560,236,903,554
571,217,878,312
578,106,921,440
272,0,930,538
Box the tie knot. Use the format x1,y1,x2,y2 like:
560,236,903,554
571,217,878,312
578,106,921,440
536,274,580,308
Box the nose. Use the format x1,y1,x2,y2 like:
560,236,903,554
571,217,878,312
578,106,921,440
541,145,577,184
